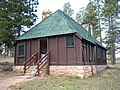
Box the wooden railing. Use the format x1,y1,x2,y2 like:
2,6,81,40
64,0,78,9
36,51,49,76
23,51,38,73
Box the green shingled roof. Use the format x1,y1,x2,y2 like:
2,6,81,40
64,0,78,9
16,9,105,48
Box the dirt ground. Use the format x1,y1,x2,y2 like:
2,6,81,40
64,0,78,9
0,57,27,90
0,71,33,90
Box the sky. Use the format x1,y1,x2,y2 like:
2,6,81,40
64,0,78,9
35,0,89,23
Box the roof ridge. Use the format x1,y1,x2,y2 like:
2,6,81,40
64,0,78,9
57,10,76,33
65,14,86,37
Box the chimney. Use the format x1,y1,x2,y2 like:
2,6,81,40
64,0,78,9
42,10,52,20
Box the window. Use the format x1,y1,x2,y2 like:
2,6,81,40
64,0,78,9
18,43,25,57
66,34,74,47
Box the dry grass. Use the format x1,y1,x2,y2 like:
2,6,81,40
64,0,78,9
10,63,120,90
0,71,22,80
0,56,14,62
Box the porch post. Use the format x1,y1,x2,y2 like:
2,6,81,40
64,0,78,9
47,37,50,75
37,39,40,76
38,39,40,60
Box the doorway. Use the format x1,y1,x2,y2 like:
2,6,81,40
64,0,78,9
40,39,47,60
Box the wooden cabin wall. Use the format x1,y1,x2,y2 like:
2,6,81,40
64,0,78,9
81,41,94,65
49,37,58,65
89,44,96,65
81,40,107,65
66,35,76,65
14,41,25,65
92,45,96,65
75,36,82,65
26,40,31,60
14,39,38,66
48,34,107,66
58,36,67,65
49,35,83,65
30,39,38,55
96,47,107,65
14,35,106,66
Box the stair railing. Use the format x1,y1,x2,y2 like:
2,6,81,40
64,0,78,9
23,51,38,73
36,51,49,75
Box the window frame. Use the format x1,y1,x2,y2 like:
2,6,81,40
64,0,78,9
66,34,74,47
17,43,25,57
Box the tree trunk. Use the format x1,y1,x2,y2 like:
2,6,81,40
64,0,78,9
18,26,21,37
97,0,102,43
110,16,116,64
111,33,116,64
111,42,116,64
4,44,6,58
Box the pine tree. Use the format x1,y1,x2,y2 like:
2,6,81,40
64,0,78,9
63,2,74,17
82,1,99,38
97,0,102,43
0,0,39,37
102,0,119,64
76,7,85,24
0,0,39,56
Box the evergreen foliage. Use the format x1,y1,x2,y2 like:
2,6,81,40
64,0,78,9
101,0,120,64
0,0,39,56
63,2,74,17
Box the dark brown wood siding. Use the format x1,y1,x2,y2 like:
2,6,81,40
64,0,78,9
96,47,107,65
17,57,24,65
81,39,107,65
58,36,66,65
30,39,38,55
75,36,82,65
14,39,39,66
49,34,83,65
26,40,31,60
49,37,58,65
92,45,96,65
14,34,106,66
66,47,76,65
14,41,25,65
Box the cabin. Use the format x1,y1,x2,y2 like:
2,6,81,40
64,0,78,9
14,10,107,78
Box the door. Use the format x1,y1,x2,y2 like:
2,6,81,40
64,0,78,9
40,39,47,60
